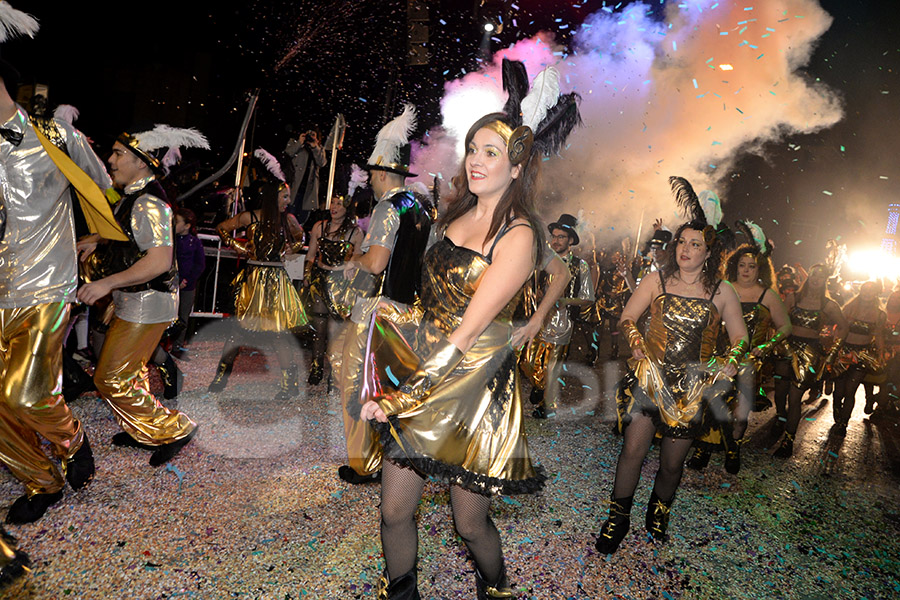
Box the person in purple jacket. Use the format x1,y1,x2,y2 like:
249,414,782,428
172,208,206,356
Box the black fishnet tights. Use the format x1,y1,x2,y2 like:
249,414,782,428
774,359,803,434
612,413,694,502
832,368,865,423
380,461,504,584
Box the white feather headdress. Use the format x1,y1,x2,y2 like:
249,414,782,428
348,163,368,197
745,220,766,249
53,104,79,125
254,148,285,182
0,2,39,43
367,103,416,174
134,124,209,153
520,66,560,130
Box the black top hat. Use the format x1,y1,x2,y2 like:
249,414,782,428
648,228,672,249
548,213,579,246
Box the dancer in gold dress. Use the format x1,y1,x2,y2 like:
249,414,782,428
208,181,308,400
359,58,580,598
596,177,749,555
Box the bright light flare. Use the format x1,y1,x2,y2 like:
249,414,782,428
483,22,495,33
441,85,506,158
718,64,734,71
847,249,900,281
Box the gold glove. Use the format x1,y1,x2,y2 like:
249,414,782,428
218,227,250,254
377,338,464,416
621,319,646,354
725,338,749,367
755,330,786,358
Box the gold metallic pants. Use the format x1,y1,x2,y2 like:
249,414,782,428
0,302,84,496
340,320,383,476
519,339,568,407
94,317,196,446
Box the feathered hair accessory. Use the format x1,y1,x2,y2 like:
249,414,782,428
347,163,368,198
254,148,285,182
367,103,417,177
53,104,79,125
118,124,209,173
670,175,729,247
481,58,582,165
0,2,38,43
735,219,771,256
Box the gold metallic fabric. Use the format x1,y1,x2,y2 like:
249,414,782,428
782,335,825,387
743,301,772,349
364,237,544,495
0,302,84,495
620,319,646,354
618,293,732,438
230,222,308,332
94,318,196,446
833,342,883,377
518,338,566,397
340,319,384,476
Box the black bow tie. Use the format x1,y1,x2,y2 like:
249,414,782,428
0,127,24,146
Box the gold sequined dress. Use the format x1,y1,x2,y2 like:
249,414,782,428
616,280,733,438
306,225,358,319
778,306,825,387
364,227,546,495
231,213,308,332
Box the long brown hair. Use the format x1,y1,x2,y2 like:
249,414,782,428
439,113,544,258
257,181,288,240
795,263,831,305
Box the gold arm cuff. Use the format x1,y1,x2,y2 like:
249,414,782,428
757,330,786,358
377,337,464,417
726,338,749,364
218,228,249,254
621,319,646,354
825,337,844,365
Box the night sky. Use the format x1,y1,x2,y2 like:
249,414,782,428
7,0,899,269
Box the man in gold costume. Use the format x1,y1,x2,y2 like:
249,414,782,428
520,214,594,418
0,5,103,524
336,104,433,484
77,125,207,466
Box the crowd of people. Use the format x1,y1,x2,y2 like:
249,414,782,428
0,7,897,596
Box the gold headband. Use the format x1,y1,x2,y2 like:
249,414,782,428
482,120,534,165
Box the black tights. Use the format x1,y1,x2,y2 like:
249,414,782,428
380,460,503,584
611,414,694,502
774,359,804,434
832,368,865,423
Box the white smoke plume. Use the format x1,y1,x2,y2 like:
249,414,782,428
410,0,841,245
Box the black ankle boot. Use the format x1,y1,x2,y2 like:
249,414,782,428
686,447,711,471
159,355,183,400
208,360,233,393
595,495,633,554
724,443,742,475
376,568,421,599
65,434,95,491
307,358,324,385
0,526,30,588
475,565,515,598
773,432,794,458
646,490,675,541
274,364,299,401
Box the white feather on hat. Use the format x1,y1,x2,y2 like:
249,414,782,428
0,1,39,43
745,220,767,249
53,104,79,125
348,163,368,197
134,124,209,153
254,148,285,182
367,103,416,167
698,189,723,228
161,147,181,172
520,66,561,130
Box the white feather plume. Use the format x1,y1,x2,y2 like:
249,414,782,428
0,2,39,43
520,66,560,130
53,104,79,124
698,189,723,228
254,148,285,182
161,147,181,171
745,220,766,249
135,124,209,153
367,103,416,167
348,163,368,197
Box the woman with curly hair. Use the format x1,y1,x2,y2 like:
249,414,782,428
596,184,749,554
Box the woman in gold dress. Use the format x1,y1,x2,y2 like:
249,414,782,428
688,241,792,473
831,281,884,435
772,263,847,456
301,194,363,385
358,58,579,597
208,181,308,400
596,180,749,555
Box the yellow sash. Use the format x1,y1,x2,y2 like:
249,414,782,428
32,126,127,241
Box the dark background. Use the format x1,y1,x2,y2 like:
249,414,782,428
6,0,899,268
